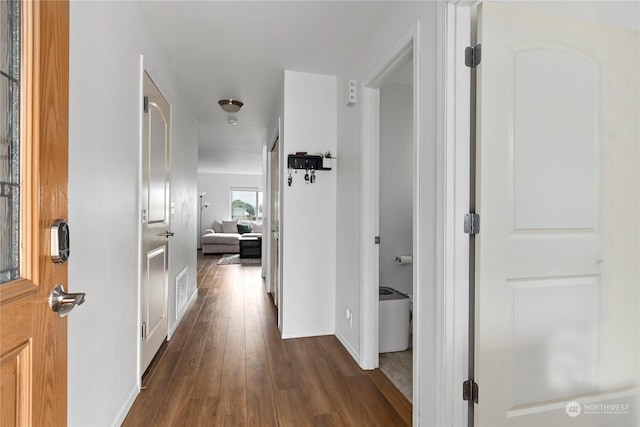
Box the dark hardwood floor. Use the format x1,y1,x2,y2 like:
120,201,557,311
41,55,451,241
122,254,412,426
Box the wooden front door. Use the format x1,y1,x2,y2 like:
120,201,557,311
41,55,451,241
0,1,70,425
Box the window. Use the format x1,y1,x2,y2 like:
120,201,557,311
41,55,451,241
1,0,21,284
230,188,263,221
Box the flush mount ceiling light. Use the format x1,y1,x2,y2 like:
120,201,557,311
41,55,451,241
218,99,243,113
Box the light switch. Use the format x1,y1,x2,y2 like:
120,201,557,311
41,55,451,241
347,80,357,106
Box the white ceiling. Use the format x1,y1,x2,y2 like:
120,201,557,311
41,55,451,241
137,1,404,175
137,1,640,176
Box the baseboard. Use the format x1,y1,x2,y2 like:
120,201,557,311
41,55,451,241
168,288,197,339
335,330,361,367
112,385,139,427
280,329,334,340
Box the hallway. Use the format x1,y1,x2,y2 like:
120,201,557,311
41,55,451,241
122,255,411,426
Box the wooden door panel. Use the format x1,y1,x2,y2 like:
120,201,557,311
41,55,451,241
0,282,35,427
1,341,31,426
0,1,69,425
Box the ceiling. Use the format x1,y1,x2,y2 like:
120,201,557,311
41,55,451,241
137,1,640,176
137,1,404,175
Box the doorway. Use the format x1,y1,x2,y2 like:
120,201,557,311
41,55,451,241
268,134,282,329
269,136,280,302
378,57,414,402
360,23,420,408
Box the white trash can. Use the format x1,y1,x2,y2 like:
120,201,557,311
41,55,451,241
379,286,410,353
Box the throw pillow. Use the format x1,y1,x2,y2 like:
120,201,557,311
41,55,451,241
212,220,223,233
250,221,263,233
237,223,251,234
222,220,238,233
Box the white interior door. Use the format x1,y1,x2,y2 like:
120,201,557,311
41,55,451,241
270,137,280,309
475,3,639,426
141,72,171,373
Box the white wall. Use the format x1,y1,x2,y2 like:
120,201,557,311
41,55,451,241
379,82,413,297
169,104,199,329
68,2,198,425
281,71,337,338
197,172,263,237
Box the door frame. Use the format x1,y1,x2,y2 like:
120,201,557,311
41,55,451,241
360,17,419,411
360,3,471,424
360,20,417,372
441,4,472,425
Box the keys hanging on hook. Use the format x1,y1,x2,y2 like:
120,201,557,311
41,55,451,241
288,168,293,187
310,169,316,184
304,169,310,183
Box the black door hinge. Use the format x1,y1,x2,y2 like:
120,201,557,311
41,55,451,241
464,213,480,235
143,96,149,113
463,379,479,404
465,45,481,68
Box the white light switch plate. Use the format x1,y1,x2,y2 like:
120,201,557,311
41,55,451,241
347,80,356,106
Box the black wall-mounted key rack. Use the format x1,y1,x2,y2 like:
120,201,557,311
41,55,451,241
287,153,331,171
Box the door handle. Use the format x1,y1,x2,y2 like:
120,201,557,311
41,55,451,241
49,284,86,317
164,230,175,238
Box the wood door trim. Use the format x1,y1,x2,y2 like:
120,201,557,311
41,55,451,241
21,0,36,280
0,280,37,356
0,285,34,355
30,1,69,425
0,280,37,305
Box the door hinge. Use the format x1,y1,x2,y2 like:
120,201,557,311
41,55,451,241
463,379,479,404
141,322,147,339
374,236,380,245
143,96,149,113
464,213,480,235
465,44,481,68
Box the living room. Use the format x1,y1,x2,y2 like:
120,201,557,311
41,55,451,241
198,173,264,261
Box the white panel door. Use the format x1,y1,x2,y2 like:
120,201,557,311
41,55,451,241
141,72,171,373
270,137,280,310
476,4,639,426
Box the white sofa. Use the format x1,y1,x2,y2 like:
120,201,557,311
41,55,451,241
201,220,262,255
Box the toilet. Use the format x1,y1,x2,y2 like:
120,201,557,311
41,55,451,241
379,286,410,353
